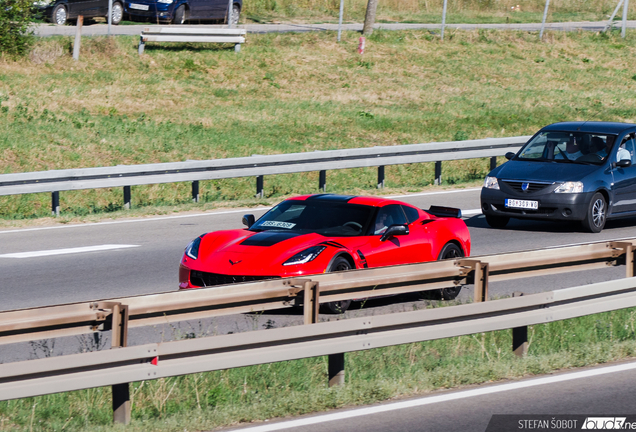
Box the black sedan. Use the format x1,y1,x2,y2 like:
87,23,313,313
481,121,636,233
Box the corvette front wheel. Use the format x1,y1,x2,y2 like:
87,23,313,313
322,256,353,314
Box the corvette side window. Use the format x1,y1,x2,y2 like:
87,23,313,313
372,205,407,235
402,205,420,223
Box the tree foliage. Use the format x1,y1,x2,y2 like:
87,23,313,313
0,0,35,56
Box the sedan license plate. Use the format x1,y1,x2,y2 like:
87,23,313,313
505,199,538,210
130,3,149,10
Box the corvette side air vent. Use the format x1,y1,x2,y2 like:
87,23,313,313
426,206,462,218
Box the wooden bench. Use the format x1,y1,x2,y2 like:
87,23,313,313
138,27,246,54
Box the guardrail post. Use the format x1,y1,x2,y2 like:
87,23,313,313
511,292,528,357
490,156,497,171
434,161,442,185
73,16,83,61
609,241,635,278
110,303,131,425
377,165,385,189
319,170,326,192
51,191,60,217
256,176,264,198
123,186,131,210
303,281,320,325
192,181,200,203
458,260,489,302
328,353,345,387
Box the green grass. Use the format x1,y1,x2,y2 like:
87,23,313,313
1,29,636,224
1,306,636,431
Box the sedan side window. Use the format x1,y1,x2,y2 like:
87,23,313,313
619,137,636,164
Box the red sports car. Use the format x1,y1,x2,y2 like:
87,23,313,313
179,194,471,312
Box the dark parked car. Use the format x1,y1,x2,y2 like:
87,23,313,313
124,0,241,24
35,0,124,25
481,121,636,233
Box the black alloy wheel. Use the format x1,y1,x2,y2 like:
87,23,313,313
52,4,67,25
322,256,353,314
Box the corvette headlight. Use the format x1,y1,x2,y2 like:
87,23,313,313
554,182,583,193
185,237,202,260
483,176,500,190
283,246,326,266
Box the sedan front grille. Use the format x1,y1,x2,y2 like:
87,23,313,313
190,270,280,287
502,180,554,193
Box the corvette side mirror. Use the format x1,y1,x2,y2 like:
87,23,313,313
242,214,255,228
380,224,409,242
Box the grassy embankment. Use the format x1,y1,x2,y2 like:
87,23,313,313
241,0,633,25
1,29,636,227
1,307,636,431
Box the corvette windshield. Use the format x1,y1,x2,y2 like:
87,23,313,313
250,200,374,237
516,131,616,165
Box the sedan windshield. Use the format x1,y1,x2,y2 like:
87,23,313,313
250,200,375,237
516,131,616,165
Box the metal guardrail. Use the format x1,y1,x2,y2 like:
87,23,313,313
1,237,635,422
0,237,634,346
0,136,530,215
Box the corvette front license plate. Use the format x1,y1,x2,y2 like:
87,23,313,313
505,199,538,210
130,3,149,10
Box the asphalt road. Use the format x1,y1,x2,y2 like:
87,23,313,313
222,359,636,432
0,187,633,312
32,20,636,38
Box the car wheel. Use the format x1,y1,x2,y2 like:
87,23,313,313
231,3,240,25
322,256,353,314
582,192,606,233
421,242,464,300
485,214,509,228
111,2,123,25
52,4,67,25
173,5,186,24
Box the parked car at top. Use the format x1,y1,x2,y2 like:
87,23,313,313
34,0,124,25
179,194,471,313
481,121,636,233
124,0,241,25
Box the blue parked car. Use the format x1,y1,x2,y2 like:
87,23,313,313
125,0,241,24
481,122,636,233
34,0,123,25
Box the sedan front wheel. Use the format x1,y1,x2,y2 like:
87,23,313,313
582,192,606,233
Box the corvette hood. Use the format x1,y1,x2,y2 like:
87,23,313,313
190,229,351,275
495,160,600,183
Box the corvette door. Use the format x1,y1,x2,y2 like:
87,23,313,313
357,205,428,268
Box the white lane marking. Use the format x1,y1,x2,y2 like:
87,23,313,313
0,207,273,235
386,187,481,199
0,189,484,235
0,244,140,259
234,360,636,431
462,209,482,216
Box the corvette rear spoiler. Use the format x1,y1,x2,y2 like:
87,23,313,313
426,206,462,219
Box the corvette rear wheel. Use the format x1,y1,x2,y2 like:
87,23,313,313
421,242,464,300
322,256,352,314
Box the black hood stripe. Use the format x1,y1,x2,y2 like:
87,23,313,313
241,231,303,247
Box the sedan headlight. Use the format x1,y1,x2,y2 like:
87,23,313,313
185,237,202,260
554,182,583,193
283,246,326,266
157,0,173,4
483,176,500,190
33,0,52,6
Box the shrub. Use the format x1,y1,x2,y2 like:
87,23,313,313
0,0,35,57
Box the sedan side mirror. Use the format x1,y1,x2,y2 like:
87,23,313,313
380,224,409,242
505,152,516,160
242,214,255,228
614,159,632,168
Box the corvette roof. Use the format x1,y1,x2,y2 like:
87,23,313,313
288,194,405,207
